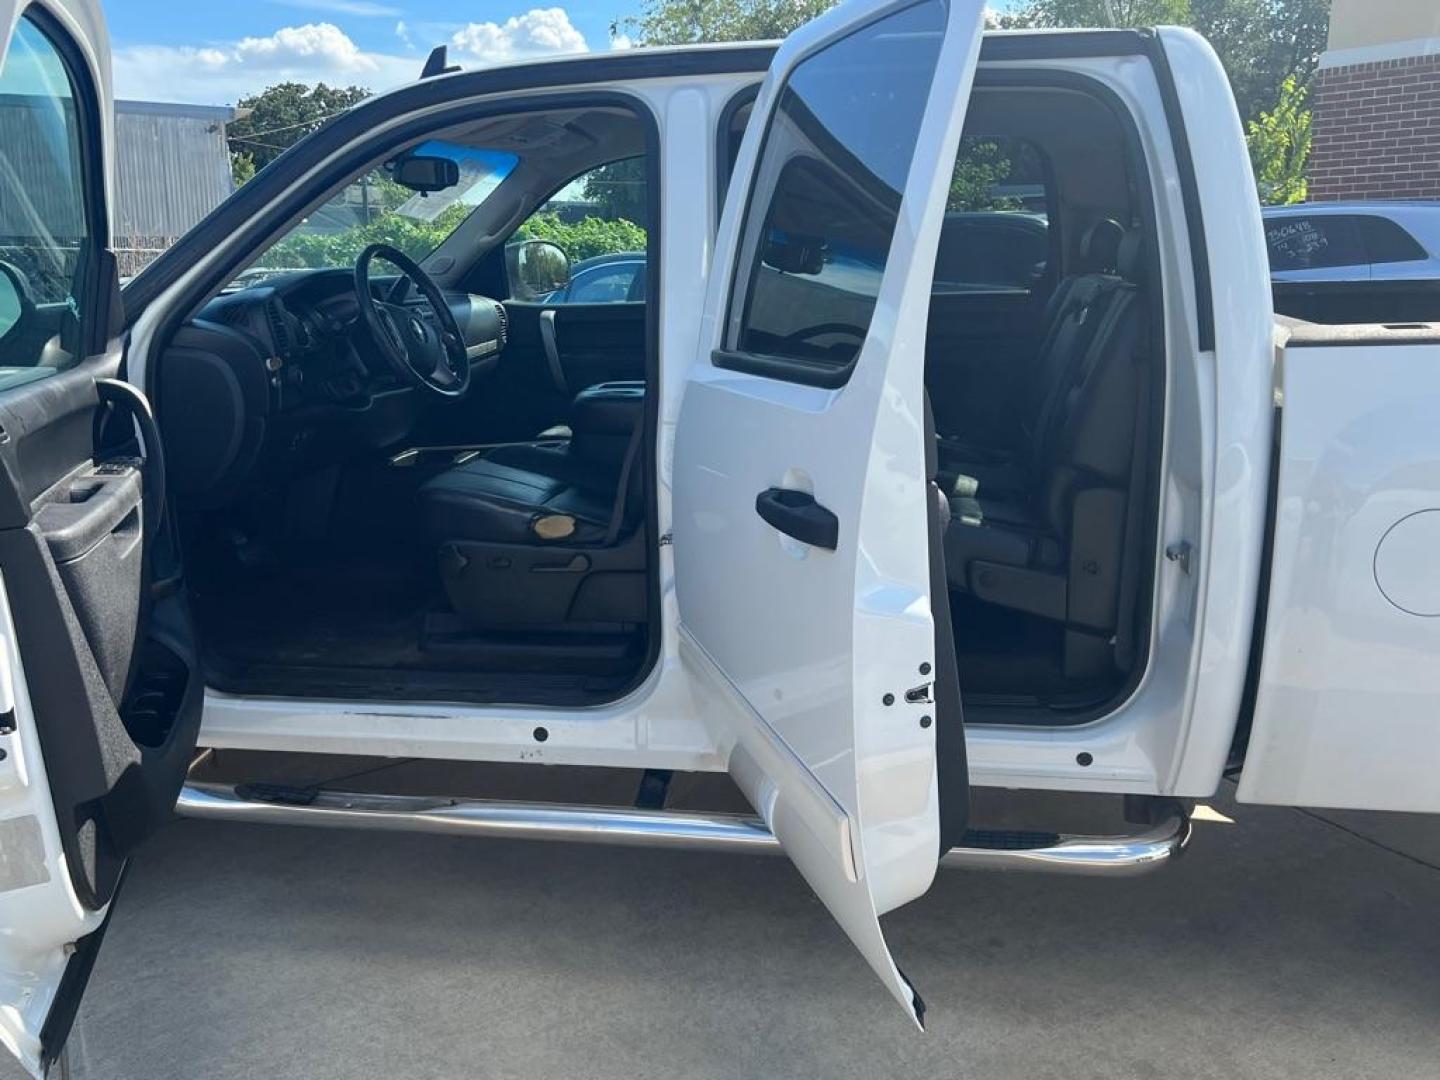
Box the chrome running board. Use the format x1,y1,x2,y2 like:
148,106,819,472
176,782,1189,877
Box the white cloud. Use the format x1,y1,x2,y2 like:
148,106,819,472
232,23,380,72
450,8,588,63
112,9,595,106
609,33,633,50
112,23,415,104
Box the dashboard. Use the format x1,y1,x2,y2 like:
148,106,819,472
157,267,507,505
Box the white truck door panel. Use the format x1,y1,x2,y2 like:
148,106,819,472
0,3,203,1076
1238,325,1440,812
674,0,985,1023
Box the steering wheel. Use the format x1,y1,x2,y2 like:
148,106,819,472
354,243,470,398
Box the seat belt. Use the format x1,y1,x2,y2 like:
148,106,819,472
1113,318,1151,671
604,421,645,546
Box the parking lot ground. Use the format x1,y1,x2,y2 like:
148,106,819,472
16,782,1440,1080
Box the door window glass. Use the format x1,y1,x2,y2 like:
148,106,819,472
0,14,95,375
934,137,1049,292
508,158,648,303
724,1,946,383
1265,215,1367,272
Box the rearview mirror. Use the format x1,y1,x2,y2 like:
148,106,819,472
762,233,825,275
392,153,460,194
506,240,571,301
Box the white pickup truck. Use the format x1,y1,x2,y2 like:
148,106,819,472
3,0,1439,1072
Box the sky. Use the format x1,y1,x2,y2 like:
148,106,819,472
106,3,644,105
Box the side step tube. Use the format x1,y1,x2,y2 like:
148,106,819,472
176,783,1189,877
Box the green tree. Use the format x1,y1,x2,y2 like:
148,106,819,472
514,213,649,262
231,151,257,187
262,199,471,269
1017,0,1327,123
1190,0,1328,124
1246,74,1311,205
581,157,648,225
1007,0,1190,29
615,0,837,44
227,82,371,185
947,139,1020,211
1016,0,1326,197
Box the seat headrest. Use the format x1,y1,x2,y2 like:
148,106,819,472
1079,218,1125,274
1117,229,1145,283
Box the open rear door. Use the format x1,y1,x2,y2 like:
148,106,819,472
673,0,985,1024
0,2,205,1074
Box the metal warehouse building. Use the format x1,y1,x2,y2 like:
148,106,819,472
112,99,236,276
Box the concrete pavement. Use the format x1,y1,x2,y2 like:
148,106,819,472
12,784,1440,1080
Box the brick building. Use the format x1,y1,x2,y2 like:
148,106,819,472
1309,0,1440,201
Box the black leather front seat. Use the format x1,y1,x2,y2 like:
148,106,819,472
417,383,648,628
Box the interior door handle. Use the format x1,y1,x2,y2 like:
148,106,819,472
755,487,838,551
538,308,567,396
96,378,166,539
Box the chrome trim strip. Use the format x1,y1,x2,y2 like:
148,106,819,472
177,783,777,853
176,783,1190,876
939,815,1192,876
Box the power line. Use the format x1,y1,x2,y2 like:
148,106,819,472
227,106,354,142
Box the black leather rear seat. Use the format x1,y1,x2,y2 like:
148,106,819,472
937,218,1127,500
943,229,1148,672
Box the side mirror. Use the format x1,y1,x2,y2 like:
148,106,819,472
506,240,571,301
392,153,460,194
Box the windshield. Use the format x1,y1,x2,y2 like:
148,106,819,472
233,140,517,287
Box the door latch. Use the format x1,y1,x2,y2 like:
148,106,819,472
1165,541,1193,575
904,682,934,705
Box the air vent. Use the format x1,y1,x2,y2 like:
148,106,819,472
264,299,290,355
494,301,508,346
215,304,250,327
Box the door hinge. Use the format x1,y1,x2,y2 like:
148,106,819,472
658,532,673,547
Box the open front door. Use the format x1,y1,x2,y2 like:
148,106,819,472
673,0,984,1024
0,3,204,1074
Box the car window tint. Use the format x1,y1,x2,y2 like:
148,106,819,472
509,158,648,304
0,14,96,380
1359,216,1429,264
1265,215,1367,272
724,1,945,383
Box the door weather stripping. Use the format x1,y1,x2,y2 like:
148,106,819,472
177,783,1190,876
